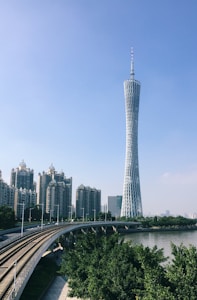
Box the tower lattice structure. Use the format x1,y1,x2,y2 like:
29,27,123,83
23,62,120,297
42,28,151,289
121,50,143,218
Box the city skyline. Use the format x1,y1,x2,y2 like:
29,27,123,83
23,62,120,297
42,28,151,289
1,1,197,216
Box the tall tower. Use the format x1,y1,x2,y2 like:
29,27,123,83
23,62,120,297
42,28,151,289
121,50,143,218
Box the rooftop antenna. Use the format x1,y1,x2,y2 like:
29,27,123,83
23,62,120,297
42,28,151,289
130,47,135,79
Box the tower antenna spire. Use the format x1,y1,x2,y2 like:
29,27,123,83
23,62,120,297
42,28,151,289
130,47,135,79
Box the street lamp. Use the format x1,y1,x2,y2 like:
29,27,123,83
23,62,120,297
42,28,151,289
49,209,53,223
54,204,59,225
93,209,96,222
105,204,107,222
68,205,72,222
37,203,44,230
29,207,34,223
86,213,89,222
18,201,25,237
81,208,84,222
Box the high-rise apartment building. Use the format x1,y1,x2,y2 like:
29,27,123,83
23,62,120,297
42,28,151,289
10,161,36,218
108,195,122,218
121,50,143,218
10,160,34,190
76,185,101,219
37,164,72,219
14,188,37,219
0,170,15,208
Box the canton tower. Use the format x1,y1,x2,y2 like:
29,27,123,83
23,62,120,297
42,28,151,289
121,50,143,218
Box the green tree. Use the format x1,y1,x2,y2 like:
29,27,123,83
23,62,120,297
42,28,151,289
30,206,42,221
134,244,174,299
98,211,113,221
0,205,16,229
59,233,197,300
167,243,197,300
60,233,169,299
60,234,128,299
139,216,197,228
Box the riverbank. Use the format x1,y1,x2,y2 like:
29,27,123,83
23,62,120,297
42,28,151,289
41,276,81,300
119,225,197,234
40,254,82,300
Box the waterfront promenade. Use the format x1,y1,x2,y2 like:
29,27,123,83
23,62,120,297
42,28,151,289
42,276,80,300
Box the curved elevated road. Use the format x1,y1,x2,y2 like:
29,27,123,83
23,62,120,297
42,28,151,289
0,221,140,299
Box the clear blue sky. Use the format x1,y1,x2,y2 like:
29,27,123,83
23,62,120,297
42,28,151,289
1,0,197,216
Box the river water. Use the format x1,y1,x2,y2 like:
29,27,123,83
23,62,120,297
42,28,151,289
124,230,197,260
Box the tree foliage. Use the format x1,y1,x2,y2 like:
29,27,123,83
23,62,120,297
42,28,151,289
0,205,16,229
119,215,197,228
60,233,197,300
167,243,197,300
140,216,197,228
23,206,50,222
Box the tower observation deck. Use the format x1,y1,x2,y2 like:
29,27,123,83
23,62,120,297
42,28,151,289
121,50,143,218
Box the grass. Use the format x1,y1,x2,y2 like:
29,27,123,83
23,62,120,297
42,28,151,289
20,256,60,300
